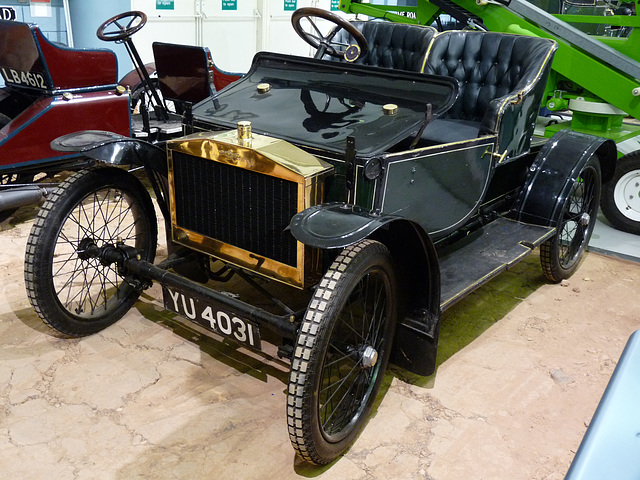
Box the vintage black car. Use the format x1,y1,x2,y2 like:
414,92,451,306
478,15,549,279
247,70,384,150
24,9,616,465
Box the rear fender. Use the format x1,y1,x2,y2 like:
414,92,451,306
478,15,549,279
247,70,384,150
118,62,156,91
511,129,616,226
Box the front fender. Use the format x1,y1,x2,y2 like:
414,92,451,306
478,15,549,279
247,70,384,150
51,130,167,175
289,202,398,249
291,202,444,376
512,129,616,226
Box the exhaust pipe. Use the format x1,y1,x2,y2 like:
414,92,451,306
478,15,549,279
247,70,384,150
0,186,47,212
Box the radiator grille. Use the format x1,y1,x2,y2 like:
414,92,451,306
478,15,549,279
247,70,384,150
172,151,299,267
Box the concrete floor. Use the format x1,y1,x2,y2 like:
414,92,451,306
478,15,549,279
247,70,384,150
590,213,640,262
1,205,639,479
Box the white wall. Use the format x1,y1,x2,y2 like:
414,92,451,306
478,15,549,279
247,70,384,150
130,0,350,73
129,0,199,68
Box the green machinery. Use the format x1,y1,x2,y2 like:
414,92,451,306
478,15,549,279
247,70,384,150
339,0,640,235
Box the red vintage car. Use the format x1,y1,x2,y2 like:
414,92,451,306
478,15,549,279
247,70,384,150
0,11,240,219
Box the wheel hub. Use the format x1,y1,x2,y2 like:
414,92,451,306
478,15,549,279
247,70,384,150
613,170,640,221
579,212,591,226
77,237,99,260
361,345,378,368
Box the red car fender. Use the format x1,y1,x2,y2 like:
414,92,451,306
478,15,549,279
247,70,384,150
0,90,131,169
118,62,156,92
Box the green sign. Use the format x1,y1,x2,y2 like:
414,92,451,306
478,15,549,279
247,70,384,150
330,0,340,11
284,0,297,11
222,0,237,10
156,0,174,10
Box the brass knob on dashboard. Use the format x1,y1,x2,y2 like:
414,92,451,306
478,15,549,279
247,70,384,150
383,104,398,115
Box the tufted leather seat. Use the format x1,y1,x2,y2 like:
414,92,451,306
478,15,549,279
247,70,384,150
325,21,437,72
421,31,557,154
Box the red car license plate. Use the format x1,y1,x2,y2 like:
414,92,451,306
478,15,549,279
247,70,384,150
162,286,262,349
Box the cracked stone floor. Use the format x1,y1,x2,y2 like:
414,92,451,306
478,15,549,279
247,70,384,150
1,204,639,480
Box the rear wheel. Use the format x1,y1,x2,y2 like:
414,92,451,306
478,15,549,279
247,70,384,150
24,167,157,336
287,239,397,464
541,155,601,282
601,152,640,235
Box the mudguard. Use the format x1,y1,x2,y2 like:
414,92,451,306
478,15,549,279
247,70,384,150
511,129,616,226
289,202,399,249
119,62,156,92
51,130,167,175
291,202,443,376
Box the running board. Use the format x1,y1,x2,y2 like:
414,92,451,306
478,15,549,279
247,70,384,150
439,217,554,311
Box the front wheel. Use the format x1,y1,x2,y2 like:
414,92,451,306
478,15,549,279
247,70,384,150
540,155,601,282
24,167,157,337
287,239,397,464
601,152,640,235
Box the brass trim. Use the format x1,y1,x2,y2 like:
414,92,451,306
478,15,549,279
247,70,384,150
167,129,333,289
168,130,332,182
237,121,252,140
383,104,398,115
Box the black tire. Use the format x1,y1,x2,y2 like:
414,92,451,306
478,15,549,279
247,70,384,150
601,152,640,235
287,239,397,464
541,155,601,282
24,167,157,337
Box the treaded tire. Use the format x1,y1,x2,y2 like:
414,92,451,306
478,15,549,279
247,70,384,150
24,167,157,337
541,155,601,283
287,239,397,465
601,152,640,235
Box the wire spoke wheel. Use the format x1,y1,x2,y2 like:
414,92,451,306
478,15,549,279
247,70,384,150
25,167,157,336
53,188,136,316
287,240,397,464
319,274,387,441
541,155,601,282
557,169,597,267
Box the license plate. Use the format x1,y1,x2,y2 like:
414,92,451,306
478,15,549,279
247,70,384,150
162,286,261,349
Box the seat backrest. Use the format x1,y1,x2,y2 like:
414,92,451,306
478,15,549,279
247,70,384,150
152,41,214,104
423,31,557,123
0,19,117,92
422,31,557,155
325,21,437,72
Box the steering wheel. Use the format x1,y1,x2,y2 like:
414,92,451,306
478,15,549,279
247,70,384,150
291,8,368,61
97,11,147,42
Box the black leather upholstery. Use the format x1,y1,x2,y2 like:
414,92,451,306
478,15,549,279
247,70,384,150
326,21,436,72
422,31,557,154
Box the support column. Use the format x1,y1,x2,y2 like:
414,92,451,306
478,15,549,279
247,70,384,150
68,0,133,78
